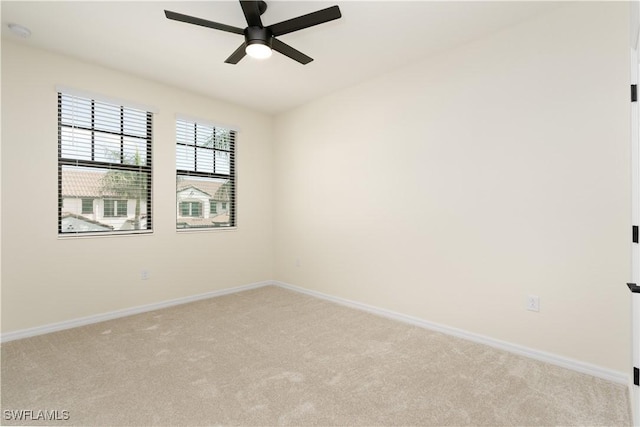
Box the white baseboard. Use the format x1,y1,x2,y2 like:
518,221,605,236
273,281,629,385
0,281,271,343
1,279,629,387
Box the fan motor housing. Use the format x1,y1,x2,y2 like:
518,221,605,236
244,26,273,48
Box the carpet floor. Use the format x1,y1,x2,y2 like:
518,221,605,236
0,285,631,426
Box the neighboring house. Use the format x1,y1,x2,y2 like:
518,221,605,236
61,169,230,232
61,168,147,232
176,178,231,228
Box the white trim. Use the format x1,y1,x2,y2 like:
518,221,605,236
176,226,237,234
0,281,270,343
175,114,240,132
55,85,159,113
273,281,629,385
631,2,640,424
1,279,629,386
633,0,640,51
58,230,154,240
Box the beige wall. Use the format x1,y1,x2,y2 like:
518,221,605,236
1,41,274,332
273,3,631,373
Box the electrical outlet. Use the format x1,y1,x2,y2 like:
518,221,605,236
526,295,540,312
295,258,301,268
141,270,150,280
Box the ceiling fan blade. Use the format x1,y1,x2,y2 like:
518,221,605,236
164,10,244,35
225,43,247,64
271,38,313,65
268,5,341,37
239,1,263,27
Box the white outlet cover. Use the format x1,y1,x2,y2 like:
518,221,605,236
527,295,540,312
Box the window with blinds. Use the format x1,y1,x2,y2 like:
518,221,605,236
175,118,236,229
58,92,153,235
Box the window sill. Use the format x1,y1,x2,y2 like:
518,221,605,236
176,226,237,234
58,230,154,239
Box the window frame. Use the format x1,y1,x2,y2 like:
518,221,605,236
58,92,153,236
103,199,128,218
179,201,202,218
175,117,237,231
81,198,94,214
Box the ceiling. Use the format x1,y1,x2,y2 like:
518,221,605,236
1,1,562,115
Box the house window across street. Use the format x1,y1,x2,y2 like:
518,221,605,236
180,201,202,217
58,92,153,235
176,118,236,229
104,199,128,217
81,198,93,214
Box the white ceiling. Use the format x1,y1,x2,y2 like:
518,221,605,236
1,1,562,114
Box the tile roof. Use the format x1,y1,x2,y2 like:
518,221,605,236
177,213,231,228
61,168,121,198
177,178,230,201
60,212,114,230
62,168,151,198
62,169,230,201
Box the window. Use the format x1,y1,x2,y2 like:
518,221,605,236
176,118,236,229
58,92,152,235
104,200,128,217
81,198,93,214
179,201,202,217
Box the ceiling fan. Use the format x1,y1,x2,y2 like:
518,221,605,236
164,1,342,65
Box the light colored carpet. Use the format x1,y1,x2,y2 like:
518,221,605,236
0,285,631,426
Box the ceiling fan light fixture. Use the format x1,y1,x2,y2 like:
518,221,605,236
245,41,272,59
165,1,342,65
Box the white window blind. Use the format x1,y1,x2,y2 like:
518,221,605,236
175,118,236,229
58,92,153,235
